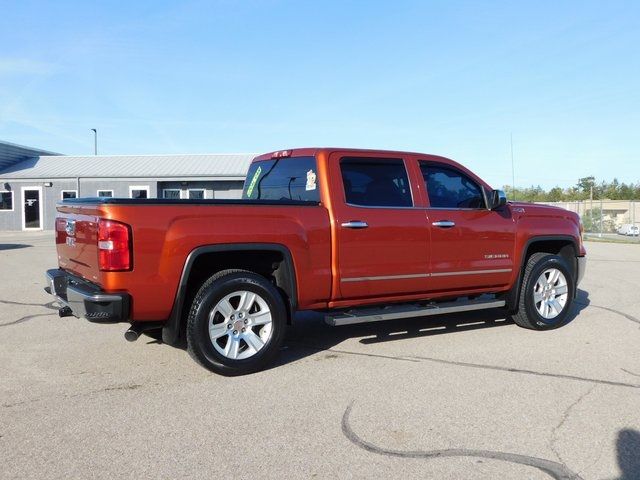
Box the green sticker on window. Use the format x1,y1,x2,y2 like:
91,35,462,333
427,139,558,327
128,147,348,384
245,165,262,198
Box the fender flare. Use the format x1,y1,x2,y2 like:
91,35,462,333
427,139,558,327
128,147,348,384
162,243,298,345
505,235,580,311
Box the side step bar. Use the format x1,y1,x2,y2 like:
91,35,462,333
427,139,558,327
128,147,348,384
325,297,505,326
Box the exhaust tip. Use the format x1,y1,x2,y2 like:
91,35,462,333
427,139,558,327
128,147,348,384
124,329,139,342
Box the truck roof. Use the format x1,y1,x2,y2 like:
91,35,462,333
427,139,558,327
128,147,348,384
252,148,480,185
253,147,460,163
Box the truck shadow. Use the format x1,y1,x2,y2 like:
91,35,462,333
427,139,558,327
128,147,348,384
277,289,590,367
0,243,32,251
617,429,640,480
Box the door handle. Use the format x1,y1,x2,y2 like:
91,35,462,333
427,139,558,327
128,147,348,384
432,220,455,228
341,220,369,229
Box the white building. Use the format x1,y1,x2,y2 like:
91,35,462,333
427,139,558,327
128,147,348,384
0,140,254,231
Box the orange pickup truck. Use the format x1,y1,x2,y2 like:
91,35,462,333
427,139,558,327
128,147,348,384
46,148,586,375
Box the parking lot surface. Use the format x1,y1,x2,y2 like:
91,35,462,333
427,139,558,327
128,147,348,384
1,232,639,480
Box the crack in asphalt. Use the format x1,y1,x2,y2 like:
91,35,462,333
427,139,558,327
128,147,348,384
576,301,640,326
621,368,640,378
0,312,57,327
341,402,584,480
408,355,640,390
3,384,143,408
0,299,58,309
549,386,596,466
289,343,640,390
287,341,421,363
291,300,640,391
0,299,60,328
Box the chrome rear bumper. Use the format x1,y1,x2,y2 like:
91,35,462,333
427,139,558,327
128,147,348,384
45,269,130,323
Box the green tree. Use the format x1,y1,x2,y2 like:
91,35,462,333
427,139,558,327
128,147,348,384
548,187,564,202
576,176,596,200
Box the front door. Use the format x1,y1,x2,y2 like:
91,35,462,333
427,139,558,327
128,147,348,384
22,187,42,230
419,161,516,292
330,153,430,300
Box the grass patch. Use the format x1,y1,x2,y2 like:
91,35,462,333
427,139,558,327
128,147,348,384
584,235,640,245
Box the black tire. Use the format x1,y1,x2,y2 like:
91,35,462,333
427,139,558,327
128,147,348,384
511,253,575,330
186,269,287,376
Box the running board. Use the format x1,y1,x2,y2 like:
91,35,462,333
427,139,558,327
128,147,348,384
325,297,506,326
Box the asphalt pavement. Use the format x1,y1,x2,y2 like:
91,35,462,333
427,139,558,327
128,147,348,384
1,231,639,479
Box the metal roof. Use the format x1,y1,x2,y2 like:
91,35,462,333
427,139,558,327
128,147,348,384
0,140,60,172
0,153,256,179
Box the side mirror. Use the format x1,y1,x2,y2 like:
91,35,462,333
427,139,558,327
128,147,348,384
489,189,507,210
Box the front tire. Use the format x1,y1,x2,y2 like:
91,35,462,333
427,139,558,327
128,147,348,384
511,253,575,330
187,269,287,376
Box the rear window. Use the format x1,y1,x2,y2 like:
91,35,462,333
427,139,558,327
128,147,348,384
242,157,320,202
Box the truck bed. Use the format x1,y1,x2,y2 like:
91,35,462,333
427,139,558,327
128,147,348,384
55,198,332,320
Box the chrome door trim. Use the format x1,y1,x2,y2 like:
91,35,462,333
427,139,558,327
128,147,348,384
430,268,512,277
340,269,512,283
341,273,429,283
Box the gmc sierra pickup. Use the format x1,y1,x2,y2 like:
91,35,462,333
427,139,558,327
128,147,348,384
46,148,586,375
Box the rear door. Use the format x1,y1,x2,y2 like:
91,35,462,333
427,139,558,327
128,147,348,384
419,161,516,292
329,152,430,300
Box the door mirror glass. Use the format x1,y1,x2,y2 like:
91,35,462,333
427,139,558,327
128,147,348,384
489,189,507,210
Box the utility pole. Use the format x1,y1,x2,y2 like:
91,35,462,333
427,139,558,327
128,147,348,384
590,184,593,232
91,129,97,155
599,196,603,238
510,133,515,200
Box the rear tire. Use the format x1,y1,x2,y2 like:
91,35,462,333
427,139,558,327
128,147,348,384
186,269,287,376
511,253,574,330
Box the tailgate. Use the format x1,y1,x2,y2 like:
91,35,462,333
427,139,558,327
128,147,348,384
55,208,101,283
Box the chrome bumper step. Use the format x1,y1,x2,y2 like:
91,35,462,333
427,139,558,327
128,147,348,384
325,297,506,326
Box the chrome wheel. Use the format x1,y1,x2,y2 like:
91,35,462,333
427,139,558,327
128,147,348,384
533,268,569,320
208,290,273,360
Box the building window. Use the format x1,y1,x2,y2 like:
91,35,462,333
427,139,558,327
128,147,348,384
0,191,13,211
129,186,150,199
61,190,78,200
163,189,182,199
97,190,114,198
188,189,205,200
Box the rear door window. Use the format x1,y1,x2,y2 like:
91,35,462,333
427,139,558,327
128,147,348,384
340,158,413,207
242,157,319,202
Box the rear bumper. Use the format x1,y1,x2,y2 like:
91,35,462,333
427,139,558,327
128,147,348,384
576,256,586,286
45,269,130,323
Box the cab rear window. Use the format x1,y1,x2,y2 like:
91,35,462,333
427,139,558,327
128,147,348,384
242,157,320,202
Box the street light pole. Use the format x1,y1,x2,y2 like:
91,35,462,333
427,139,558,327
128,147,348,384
91,129,97,155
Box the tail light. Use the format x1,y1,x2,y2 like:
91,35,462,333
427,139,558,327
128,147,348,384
98,219,132,271
55,217,67,244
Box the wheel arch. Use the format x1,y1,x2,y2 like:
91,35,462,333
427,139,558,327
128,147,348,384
162,243,298,345
505,235,579,311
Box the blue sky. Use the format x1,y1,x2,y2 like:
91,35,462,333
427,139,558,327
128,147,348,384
0,0,638,189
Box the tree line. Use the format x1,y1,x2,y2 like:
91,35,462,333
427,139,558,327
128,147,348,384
503,176,640,202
